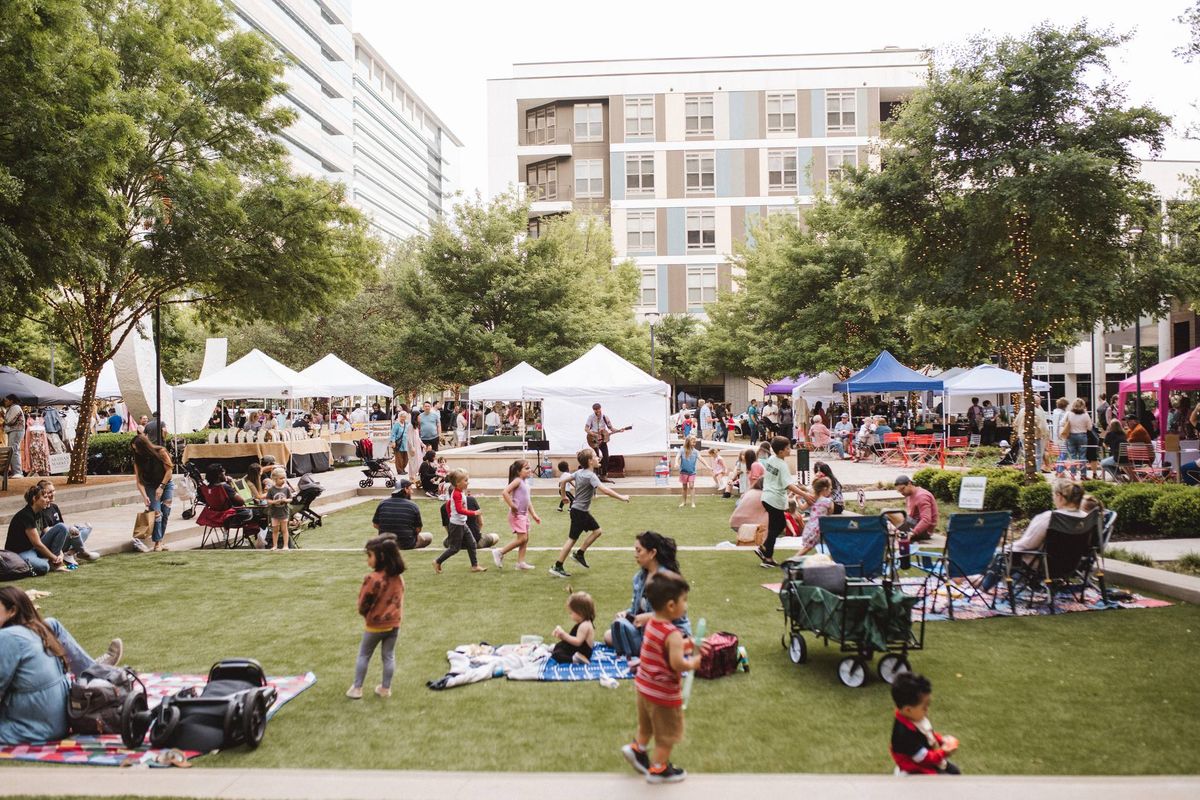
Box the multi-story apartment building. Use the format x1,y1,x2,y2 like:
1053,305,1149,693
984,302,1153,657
488,51,927,323
227,0,460,240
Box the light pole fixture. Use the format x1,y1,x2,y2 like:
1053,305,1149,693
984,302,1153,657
645,312,661,378
1129,226,1144,422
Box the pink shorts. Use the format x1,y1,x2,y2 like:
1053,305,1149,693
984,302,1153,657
508,510,529,534
679,474,695,486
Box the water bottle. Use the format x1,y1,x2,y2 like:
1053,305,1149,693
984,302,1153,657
654,456,670,487
737,645,750,673
899,536,912,570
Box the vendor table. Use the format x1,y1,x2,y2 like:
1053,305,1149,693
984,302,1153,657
183,438,332,477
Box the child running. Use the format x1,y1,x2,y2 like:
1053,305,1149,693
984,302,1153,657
620,571,702,783
705,448,730,497
494,459,541,570
265,468,293,551
347,535,405,699
756,436,810,568
434,469,487,574
550,448,630,578
550,591,596,664
674,436,699,508
792,476,832,558
889,672,961,774
556,460,574,512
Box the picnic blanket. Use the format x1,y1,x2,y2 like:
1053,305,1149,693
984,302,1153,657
427,643,632,690
762,581,1169,621
0,671,316,767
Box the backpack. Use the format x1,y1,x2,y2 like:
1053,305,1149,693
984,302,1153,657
697,631,740,679
68,664,140,736
0,550,34,581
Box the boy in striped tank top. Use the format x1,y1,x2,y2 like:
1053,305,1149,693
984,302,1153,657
621,571,702,784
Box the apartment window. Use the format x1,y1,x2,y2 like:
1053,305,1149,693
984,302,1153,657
826,90,857,132
686,264,718,306
625,153,655,195
685,151,715,194
574,103,604,142
768,149,798,191
686,208,716,251
825,147,858,184
766,92,797,134
684,94,714,136
627,210,656,252
525,106,556,145
525,161,557,201
625,96,655,138
639,267,658,307
574,159,604,199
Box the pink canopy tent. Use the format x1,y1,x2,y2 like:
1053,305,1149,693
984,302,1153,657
1117,346,1200,442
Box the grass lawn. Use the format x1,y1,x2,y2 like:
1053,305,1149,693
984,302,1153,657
3,495,1198,775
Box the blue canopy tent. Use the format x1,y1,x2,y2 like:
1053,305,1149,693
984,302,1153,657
833,351,944,432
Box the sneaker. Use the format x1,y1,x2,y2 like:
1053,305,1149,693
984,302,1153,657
63,554,78,566
131,538,150,553
77,550,101,562
548,564,571,579
516,561,535,571
345,686,363,700
759,558,779,569
754,546,769,563
374,685,391,698
646,763,686,784
96,638,123,667
621,743,650,775
571,550,590,569
493,549,504,569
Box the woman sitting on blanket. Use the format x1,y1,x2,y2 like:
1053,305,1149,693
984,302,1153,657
603,531,691,660
0,586,124,745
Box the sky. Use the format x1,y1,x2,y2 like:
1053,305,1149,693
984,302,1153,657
354,0,1200,196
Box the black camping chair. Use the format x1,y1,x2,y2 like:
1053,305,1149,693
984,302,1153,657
1005,509,1102,614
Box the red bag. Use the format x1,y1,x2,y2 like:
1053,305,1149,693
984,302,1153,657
697,631,739,679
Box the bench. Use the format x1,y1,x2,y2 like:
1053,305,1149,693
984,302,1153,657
0,446,11,491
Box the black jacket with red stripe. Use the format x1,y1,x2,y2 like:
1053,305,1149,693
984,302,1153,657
890,711,947,774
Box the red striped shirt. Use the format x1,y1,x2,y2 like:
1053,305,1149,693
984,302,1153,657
635,618,682,707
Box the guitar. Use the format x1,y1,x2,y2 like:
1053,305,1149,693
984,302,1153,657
587,425,632,448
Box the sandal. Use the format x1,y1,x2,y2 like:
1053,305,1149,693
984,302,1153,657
156,749,193,768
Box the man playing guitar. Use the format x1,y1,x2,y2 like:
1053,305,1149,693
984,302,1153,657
583,403,630,481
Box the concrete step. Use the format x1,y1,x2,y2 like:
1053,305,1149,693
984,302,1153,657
1104,560,1200,604
0,490,147,527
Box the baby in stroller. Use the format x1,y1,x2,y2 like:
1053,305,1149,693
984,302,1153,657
355,437,398,488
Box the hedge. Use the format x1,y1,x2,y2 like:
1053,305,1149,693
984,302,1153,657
910,467,1200,536
87,431,213,474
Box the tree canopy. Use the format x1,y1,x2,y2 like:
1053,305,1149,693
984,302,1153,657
841,23,1186,476
0,0,379,480
382,194,645,393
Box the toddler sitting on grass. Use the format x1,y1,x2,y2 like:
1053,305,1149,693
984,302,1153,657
550,591,595,664
889,672,960,775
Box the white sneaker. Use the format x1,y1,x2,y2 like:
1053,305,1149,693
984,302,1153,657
131,538,150,553
492,549,503,569
78,550,101,562
516,561,535,570
345,686,363,699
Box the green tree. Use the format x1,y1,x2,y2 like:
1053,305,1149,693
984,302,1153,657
383,194,642,394
649,313,705,396
842,23,1184,478
0,0,379,481
696,204,935,382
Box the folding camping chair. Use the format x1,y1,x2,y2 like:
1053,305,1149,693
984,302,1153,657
1004,509,1103,614
912,511,1011,619
196,484,256,549
818,514,892,581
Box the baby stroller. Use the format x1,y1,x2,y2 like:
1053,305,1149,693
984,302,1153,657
355,438,396,489
121,659,277,751
289,473,324,534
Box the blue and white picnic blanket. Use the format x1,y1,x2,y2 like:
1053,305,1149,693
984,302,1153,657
427,643,632,690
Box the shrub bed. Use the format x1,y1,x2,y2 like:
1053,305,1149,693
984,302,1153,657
87,431,213,474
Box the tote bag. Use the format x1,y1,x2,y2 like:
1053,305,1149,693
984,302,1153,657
132,510,156,540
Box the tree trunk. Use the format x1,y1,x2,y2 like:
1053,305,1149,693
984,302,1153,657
68,368,100,485
1021,352,1037,482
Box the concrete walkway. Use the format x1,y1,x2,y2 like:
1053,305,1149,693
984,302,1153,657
1115,539,1200,561
0,766,1196,800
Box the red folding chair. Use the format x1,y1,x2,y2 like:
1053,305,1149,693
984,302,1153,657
942,435,971,468
878,432,907,465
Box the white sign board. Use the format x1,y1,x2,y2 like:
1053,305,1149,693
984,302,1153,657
958,476,987,510
48,452,71,475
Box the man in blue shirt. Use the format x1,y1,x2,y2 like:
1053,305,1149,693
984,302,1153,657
106,408,123,434
417,401,442,452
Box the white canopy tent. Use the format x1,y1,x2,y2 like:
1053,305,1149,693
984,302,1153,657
60,361,122,399
942,364,1049,415
790,371,839,405
468,361,547,402
173,349,332,400
299,354,392,397
524,345,670,454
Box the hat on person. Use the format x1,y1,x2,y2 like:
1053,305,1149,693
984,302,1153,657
894,475,912,486
998,439,1010,449
392,478,413,495
840,413,849,418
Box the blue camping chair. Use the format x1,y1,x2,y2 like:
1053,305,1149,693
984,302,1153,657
818,515,890,581
912,511,1011,619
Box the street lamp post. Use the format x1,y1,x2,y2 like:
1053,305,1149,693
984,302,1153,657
646,312,661,379
1130,226,1144,423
